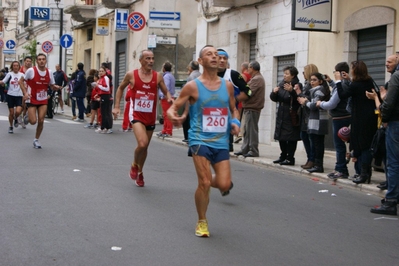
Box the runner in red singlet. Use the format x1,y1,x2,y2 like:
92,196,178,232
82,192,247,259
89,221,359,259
19,53,61,149
112,50,173,187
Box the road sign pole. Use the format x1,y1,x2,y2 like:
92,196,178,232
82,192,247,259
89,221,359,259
59,8,63,70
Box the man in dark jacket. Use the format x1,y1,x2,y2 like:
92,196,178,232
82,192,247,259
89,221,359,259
53,64,68,113
73,63,87,122
371,55,399,216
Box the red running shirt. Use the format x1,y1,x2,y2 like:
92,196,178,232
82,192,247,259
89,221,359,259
26,67,51,105
129,69,158,126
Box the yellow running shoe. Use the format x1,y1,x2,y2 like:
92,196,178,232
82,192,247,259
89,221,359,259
195,220,210,237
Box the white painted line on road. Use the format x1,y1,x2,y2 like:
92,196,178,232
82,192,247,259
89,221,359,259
54,118,81,124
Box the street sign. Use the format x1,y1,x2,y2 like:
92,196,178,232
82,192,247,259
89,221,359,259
115,9,128,31
41,41,53,53
29,7,50,21
127,12,146,31
0,39,3,49
60,34,73,48
148,11,181,29
3,50,16,54
156,36,177,45
148,35,157,49
5,40,16,49
96,18,109,36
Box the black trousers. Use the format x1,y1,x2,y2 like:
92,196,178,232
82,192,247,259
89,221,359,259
278,140,298,161
100,94,112,130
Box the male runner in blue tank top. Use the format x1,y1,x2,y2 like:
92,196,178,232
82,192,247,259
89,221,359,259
167,45,240,237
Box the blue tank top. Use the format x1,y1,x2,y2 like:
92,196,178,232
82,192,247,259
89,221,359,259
189,78,231,149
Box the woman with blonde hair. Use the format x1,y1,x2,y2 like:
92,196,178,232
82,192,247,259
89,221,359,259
294,64,319,169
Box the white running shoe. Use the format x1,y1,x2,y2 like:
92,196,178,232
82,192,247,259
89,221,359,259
33,139,42,149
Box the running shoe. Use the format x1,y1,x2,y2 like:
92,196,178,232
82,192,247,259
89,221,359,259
17,116,23,126
156,131,163,137
61,109,64,113
74,118,85,122
33,139,42,149
195,220,210,237
221,182,234,196
328,171,349,180
95,128,106,133
14,119,19,128
130,164,138,180
23,114,29,125
135,172,145,187
105,129,113,134
8,127,13,134
84,123,94,128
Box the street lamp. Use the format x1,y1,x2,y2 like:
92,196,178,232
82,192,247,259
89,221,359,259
3,18,18,32
54,0,63,69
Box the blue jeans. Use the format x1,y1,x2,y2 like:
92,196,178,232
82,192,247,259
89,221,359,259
71,98,76,116
301,130,314,162
385,121,399,201
332,118,351,174
76,97,86,119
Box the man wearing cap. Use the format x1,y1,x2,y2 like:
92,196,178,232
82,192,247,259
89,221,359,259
217,49,252,151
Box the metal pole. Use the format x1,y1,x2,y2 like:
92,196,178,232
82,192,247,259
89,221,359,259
59,8,63,69
175,34,178,77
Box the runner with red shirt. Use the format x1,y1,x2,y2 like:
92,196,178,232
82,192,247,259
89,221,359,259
19,53,61,149
112,50,173,187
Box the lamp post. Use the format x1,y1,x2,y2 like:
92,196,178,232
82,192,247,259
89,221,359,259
55,0,63,69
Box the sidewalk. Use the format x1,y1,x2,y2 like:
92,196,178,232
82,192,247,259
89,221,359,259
59,102,386,197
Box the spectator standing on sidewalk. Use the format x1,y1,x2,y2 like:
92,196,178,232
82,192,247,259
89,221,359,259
53,64,68,113
73,63,87,122
167,45,240,237
270,66,302,166
95,67,113,134
336,61,377,184
370,59,399,216
217,49,251,152
296,64,318,169
157,61,175,138
298,73,331,173
316,62,352,179
182,60,201,143
234,61,265,157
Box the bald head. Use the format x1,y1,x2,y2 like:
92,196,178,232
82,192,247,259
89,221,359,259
386,54,399,74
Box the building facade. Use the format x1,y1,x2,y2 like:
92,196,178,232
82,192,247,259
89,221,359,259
196,0,399,147
65,0,198,110
0,0,73,74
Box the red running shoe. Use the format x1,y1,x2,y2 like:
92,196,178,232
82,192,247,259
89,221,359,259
135,173,145,187
129,164,138,180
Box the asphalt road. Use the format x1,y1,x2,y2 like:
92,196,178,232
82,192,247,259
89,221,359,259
1,105,398,266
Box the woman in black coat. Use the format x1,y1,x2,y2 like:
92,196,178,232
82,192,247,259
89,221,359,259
336,60,378,184
270,66,302,165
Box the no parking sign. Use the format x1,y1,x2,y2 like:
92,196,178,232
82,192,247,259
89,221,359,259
128,12,146,31
41,41,53,53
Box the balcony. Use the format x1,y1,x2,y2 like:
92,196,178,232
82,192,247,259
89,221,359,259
64,3,96,23
102,0,139,9
212,0,265,7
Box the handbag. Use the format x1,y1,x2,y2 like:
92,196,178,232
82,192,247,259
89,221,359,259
370,127,386,160
289,96,300,127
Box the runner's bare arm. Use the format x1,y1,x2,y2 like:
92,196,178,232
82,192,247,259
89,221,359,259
19,77,29,100
157,73,174,103
112,71,133,117
167,80,196,127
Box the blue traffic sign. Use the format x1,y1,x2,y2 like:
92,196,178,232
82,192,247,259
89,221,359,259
29,7,50,21
60,34,73,48
115,9,128,31
5,40,16,49
149,11,180,21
